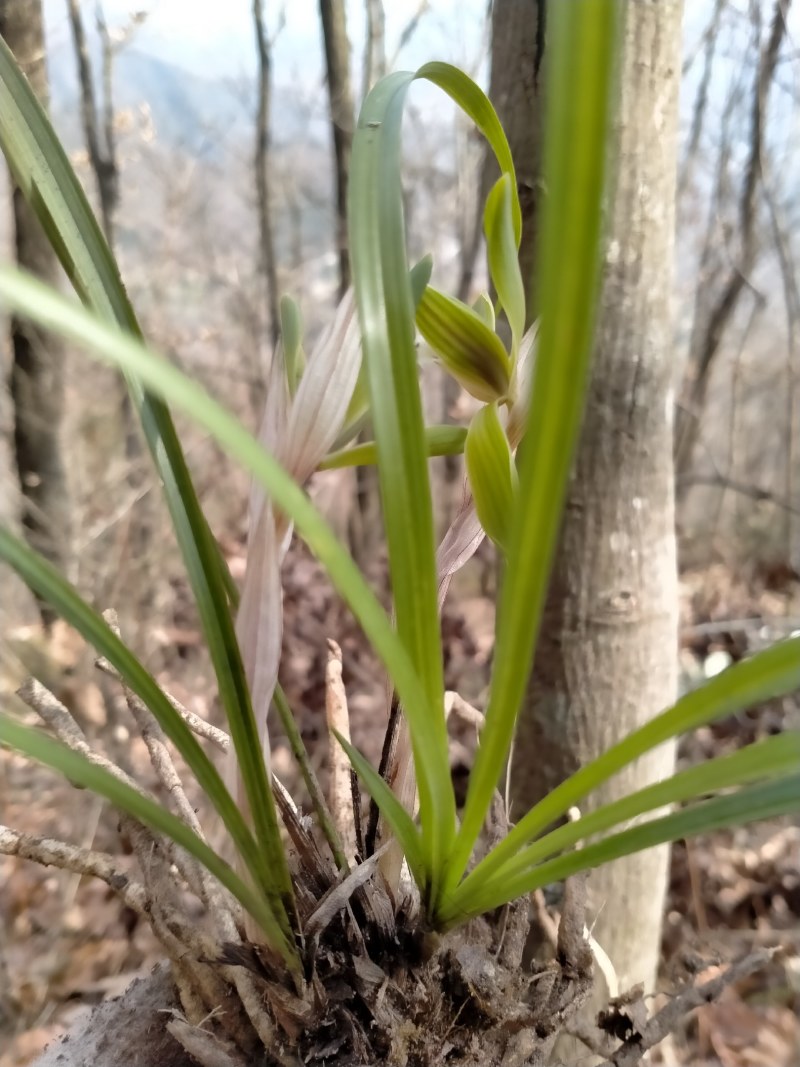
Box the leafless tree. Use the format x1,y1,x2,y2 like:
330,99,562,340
318,0,355,298
64,2,147,481
674,0,792,491
1,0,72,627
362,0,386,101
65,0,133,244
481,0,544,324
253,0,282,352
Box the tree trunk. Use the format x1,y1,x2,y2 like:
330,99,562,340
1,0,71,626
0,327,39,631
66,0,146,478
253,0,281,354
362,0,386,101
65,0,119,243
483,0,545,327
510,0,683,1025
318,0,354,298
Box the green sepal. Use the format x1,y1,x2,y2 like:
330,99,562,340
465,403,517,552
410,255,434,311
472,292,495,331
280,295,304,394
321,424,467,470
416,285,511,403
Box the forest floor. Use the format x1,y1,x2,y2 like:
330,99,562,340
1,551,798,1067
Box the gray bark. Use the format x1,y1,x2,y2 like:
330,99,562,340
319,0,355,298
65,0,119,244
362,0,386,101
253,0,281,353
32,965,192,1067
477,0,544,326
510,0,683,1027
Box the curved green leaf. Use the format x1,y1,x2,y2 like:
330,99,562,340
0,714,298,965
447,732,800,919
456,634,800,897
0,36,285,905
484,174,525,353
333,730,426,891
417,285,511,402
0,524,299,939
347,63,521,897
440,0,622,904
443,774,800,924
416,61,521,242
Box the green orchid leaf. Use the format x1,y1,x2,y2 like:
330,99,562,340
0,34,291,914
484,174,526,352
464,404,517,552
444,774,800,924
446,732,800,920
0,715,299,967
349,69,456,899
456,634,800,898
0,525,301,941
416,285,511,403
332,730,427,891
440,0,621,904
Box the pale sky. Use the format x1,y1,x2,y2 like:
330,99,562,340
44,0,489,85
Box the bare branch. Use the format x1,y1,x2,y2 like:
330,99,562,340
597,950,776,1067
325,638,358,867
319,0,355,296
100,610,220,905
16,676,151,798
388,0,430,68
676,0,792,481
65,0,118,240
0,823,148,915
678,0,727,199
677,471,800,514
95,652,230,751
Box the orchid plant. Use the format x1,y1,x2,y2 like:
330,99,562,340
0,0,798,1034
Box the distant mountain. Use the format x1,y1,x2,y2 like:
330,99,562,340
46,42,322,159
